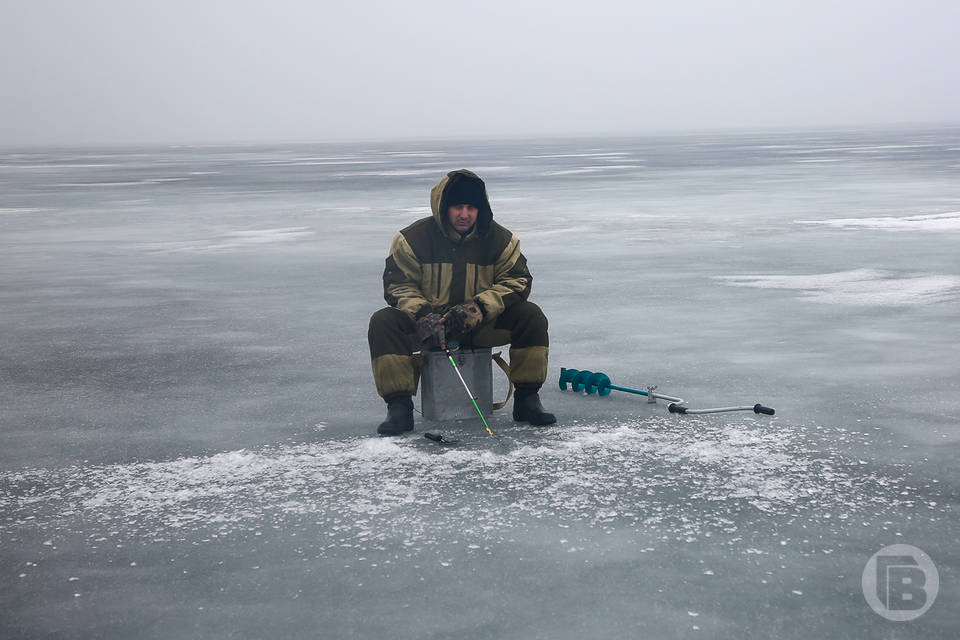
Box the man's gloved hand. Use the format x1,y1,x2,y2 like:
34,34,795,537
443,302,484,334
416,313,446,348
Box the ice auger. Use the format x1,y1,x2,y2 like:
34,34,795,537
558,368,775,416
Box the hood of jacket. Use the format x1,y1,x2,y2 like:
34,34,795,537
429,169,493,242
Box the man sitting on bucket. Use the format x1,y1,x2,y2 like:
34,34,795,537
368,169,556,435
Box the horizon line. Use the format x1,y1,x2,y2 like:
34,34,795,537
3,120,960,152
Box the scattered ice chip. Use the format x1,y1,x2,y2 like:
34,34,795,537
0,417,918,559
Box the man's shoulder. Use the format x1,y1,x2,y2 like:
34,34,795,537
398,216,437,240
486,220,515,240
485,221,518,252
400,216,435,233
393,217,438,258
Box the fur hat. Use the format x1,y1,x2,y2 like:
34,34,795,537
445,176,486,208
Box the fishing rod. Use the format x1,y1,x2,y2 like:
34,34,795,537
444,346,500,441
559,368,775,416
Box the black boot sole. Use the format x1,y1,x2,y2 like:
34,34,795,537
513,412,557,426
377,425,414,436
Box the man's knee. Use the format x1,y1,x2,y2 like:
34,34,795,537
369,307,418,397
498,301,548,347
369,307,415,358
369,306,411,333
519,301,548,332
507,302,549,383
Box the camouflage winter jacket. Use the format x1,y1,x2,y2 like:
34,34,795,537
382,169,532,323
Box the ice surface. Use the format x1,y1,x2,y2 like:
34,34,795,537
2,128,958,639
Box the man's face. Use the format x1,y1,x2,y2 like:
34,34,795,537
447,204,478,233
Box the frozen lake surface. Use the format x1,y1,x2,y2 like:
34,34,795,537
1,128,958,638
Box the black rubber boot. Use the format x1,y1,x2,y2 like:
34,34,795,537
513,386,556,426
377,395,414,436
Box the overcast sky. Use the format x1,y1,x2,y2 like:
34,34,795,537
2,0,958,146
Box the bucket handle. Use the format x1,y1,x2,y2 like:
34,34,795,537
492,352,513,410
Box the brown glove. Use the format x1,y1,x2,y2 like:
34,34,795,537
416,313,446,348
443,302,484,334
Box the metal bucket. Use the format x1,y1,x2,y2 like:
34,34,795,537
420,348,492,421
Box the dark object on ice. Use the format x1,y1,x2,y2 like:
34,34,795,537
559,367,775,417
424,432,459,445
753,404,776,415
513,386,556,425
377,395,415,436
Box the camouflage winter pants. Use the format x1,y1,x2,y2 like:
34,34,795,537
368,301,549,399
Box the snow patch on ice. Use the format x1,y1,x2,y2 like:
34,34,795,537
795,211,960,231
785,144,937,154
52,177,191,187
512,225,593,238
257,158,382,166
525,152,631,159
142,227,315,254
0,207,51,215
540,164,643,175
346,168,443,176
715,269,960,305
398,207,431,216
0,418,915,553
539,168,604,175
381,151,447,157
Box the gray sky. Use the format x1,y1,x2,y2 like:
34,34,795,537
2,0,958,146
